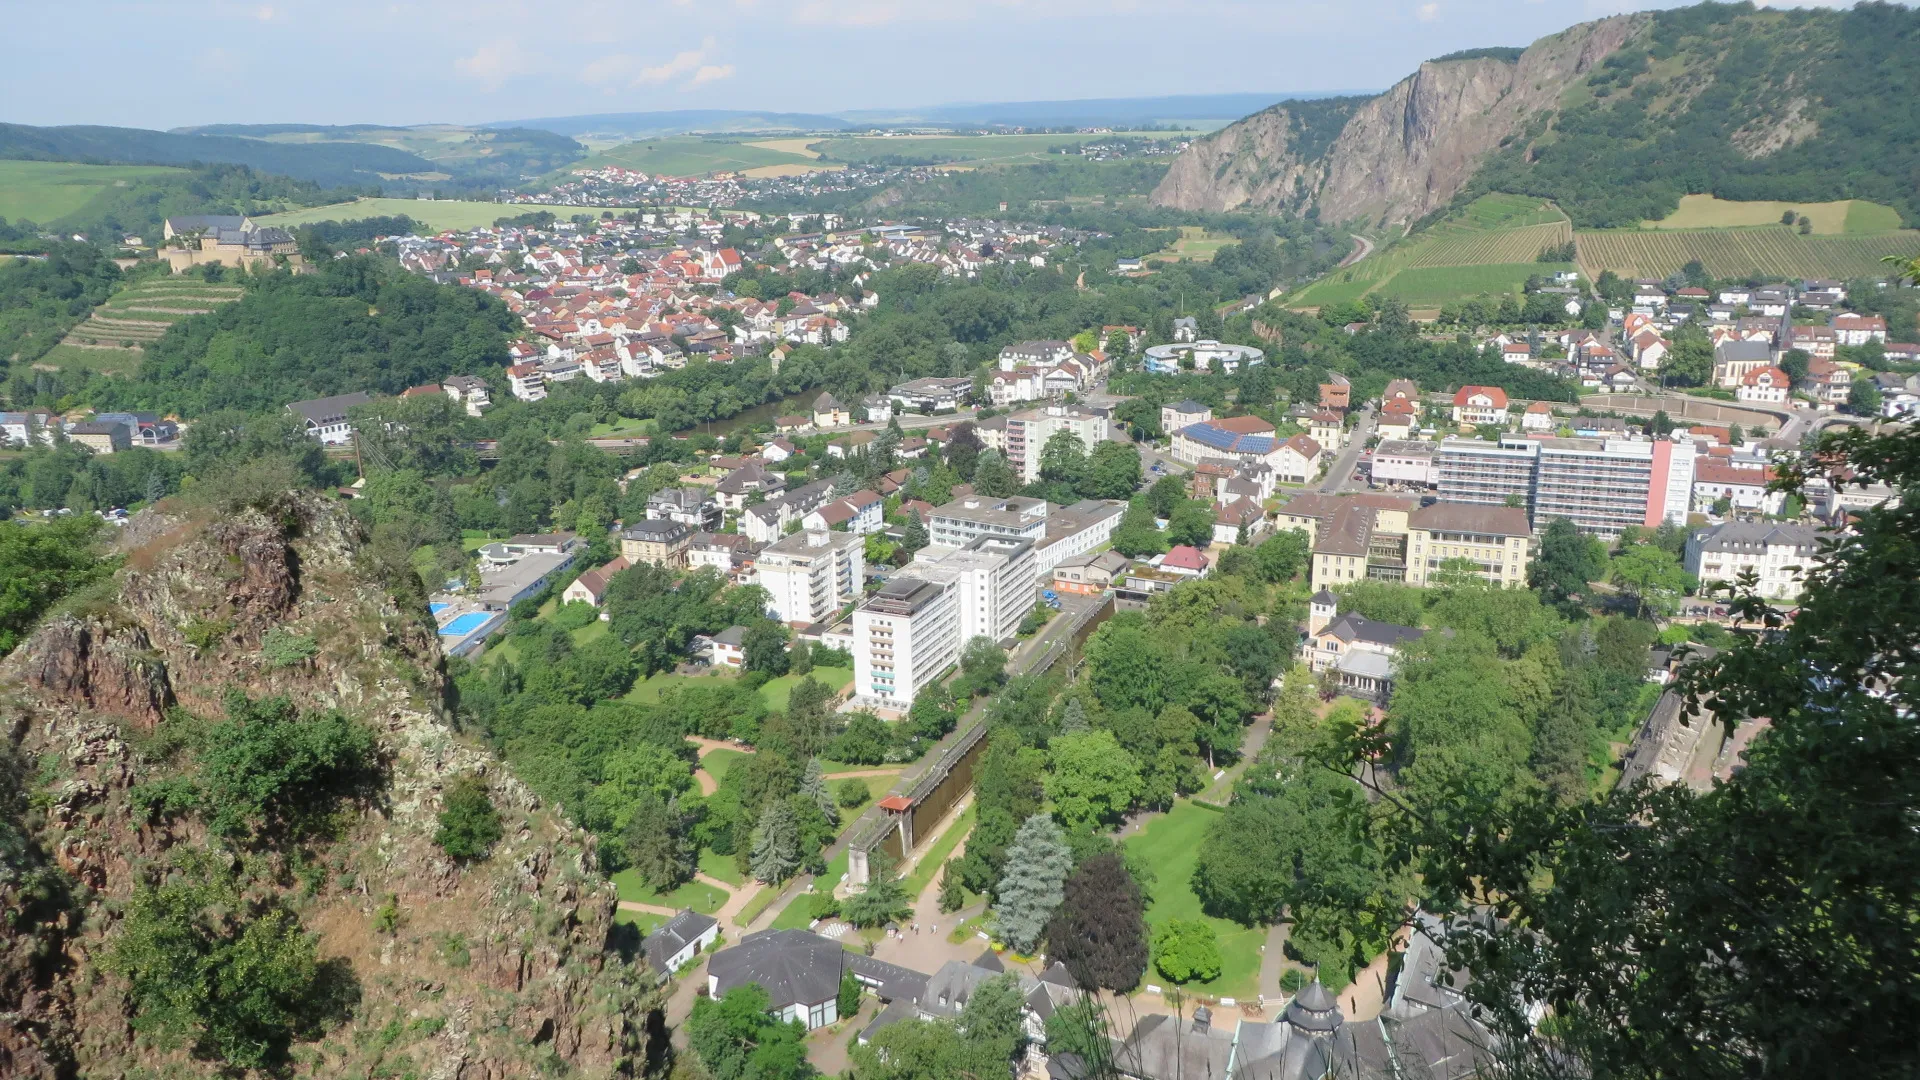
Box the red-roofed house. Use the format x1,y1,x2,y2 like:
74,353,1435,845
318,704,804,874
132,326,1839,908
1692,462,1784,514
1161,545,1211,576
1521,400,1555,432
1831,312,1888,346
1737,366,1790,404
1451,386,1509,425
1211,497,1269,545
1275,434,1323,484
1804,358,1852,404
562,556,631,606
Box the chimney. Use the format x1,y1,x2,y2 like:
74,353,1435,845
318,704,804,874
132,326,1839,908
1191,1006,1211,1034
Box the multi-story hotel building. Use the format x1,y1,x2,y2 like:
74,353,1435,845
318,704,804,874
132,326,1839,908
854,576,960,705
752,527,866,627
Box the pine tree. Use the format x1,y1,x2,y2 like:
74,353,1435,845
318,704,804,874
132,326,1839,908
802,757,839,827
624,793,694,890
143,470,166,506
749,799,802,884
843,849,911,928
994,813,1071,954
903,509,929,552
938,860,966,913
1059,697,1090,735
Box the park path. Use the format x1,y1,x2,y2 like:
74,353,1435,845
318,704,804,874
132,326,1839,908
617,899,679,917
820,768,899,779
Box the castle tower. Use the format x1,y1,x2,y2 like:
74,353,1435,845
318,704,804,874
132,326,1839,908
1308,588,1339,636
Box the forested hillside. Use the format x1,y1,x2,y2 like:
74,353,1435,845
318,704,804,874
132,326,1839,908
0,123,438,190
1156,1,1920,230
108,256,517,415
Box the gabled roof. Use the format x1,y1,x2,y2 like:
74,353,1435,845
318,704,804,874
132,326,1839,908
642,910,717,974
1452,385,1508,408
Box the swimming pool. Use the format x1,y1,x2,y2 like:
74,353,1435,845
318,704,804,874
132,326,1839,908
429,602,450,615
440,612,493,636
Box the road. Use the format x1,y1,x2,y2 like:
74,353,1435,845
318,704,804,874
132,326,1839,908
1318,405,1377,492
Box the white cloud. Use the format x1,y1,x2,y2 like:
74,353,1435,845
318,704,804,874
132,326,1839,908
454,40,532,90
633,36,733,88
1416,2,1440,20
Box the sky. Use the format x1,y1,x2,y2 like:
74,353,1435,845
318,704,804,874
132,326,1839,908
6,0,1856,130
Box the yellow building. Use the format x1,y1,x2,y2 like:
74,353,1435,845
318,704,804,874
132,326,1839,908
1405,503,1533,587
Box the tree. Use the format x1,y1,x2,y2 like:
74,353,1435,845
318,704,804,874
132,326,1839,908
1609,543,1690,618
801,757,839,827
1393,423,1920,1078
843,849,911,928
1529,516,1607,607
953,635,1007,698
749,798,802,884
1728,423,1745,446
1045,853,1149,992
972,448,1018,497
1045,731,1143,832
902,509,929,552
742,621,792,675
1850,378,1883,416
1039,429,1089,489
837,776,871,808
434,775,503,860
1254,528,1310,583
1166,499,1215,549
938,861,966,913
105,857,351,1071
994,813,1071,953
839,970,864,1022
1780,347,1812,385
1111,495,1167,558
1151,919,1222,984
0,514,110,656
851,1008,1013,1080
624,792,696,889
688,985,815,1080
1086,440,1143,500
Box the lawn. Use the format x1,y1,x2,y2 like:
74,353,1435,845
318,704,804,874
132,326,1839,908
0,160,188,225
32,343,142,376
624,669,740,703
1123,800,1264,1000
611,868,731,915
901,807,974,902
770,847,851,931
1148,226,1236,263
1374,262,1571,304
700,848,746,887
1641,194,1904,235
589,417,657,438
614,909,667,934
760,666,853,712
257,197,645,232
699,747,750,784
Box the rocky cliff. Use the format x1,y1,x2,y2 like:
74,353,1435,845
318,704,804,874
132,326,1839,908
1153,15,1644,227
0,494,655,1078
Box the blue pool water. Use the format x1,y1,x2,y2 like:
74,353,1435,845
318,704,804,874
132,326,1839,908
429,602,450,615
440,612,492,636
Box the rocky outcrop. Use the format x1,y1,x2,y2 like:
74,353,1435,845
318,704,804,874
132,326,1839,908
1153,15,1645,227
0,496,656,1079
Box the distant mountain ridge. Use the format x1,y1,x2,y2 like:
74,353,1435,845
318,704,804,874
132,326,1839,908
1153,2,1920,231
0,123,435,190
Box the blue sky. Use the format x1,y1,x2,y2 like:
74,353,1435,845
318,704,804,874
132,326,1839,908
9,0,1853,130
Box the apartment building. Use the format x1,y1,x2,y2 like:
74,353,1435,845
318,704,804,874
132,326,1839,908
1685,521,1829,602
1535,437,1695,539
647,487,723,530
1032,500,1125,574
928,495,1049,549
854,576,961,706
741,479,836,543
1405,503,1533,587
620,519,692,567
1005,403,1109,484
1436,437,1538,510
754,526,866,627
933,534,1039,645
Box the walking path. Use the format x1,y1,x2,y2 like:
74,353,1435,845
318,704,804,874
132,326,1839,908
617,899,680,917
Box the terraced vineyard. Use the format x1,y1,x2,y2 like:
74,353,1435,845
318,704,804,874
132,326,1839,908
1575,228,1920,280
50,277,245,373
1291,194,1573,309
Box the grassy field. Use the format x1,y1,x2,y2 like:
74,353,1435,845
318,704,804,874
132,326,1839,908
1291,194,1571,308
699,747,750,784
1375,262,1577,305
614,909,667,933
256,197,641,232
810,131,1175,167
770,847,851,931
32,343,144,376
611,868,731,915
1123,800,1264,1000
0,160,188,225
570,136,820,178
1575,227,1920,280
760,666,853,712
623,669,739,703
1642,194,1905,235
699,848,746,887
1147,226,1236,263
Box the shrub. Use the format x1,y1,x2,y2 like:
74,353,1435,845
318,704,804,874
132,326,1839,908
807,891,842,921
552,601,599,631
836,777,871,809
434,775,503,860
182,617,234,651
1152,919,1222,984
259,627,319,668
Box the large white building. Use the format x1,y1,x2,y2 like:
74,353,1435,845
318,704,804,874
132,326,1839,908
854,575,961,706
1685,521,1830,603
928,495,1050,549
753,527,866,626
1005,404,1109,484
852,535,1038,707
